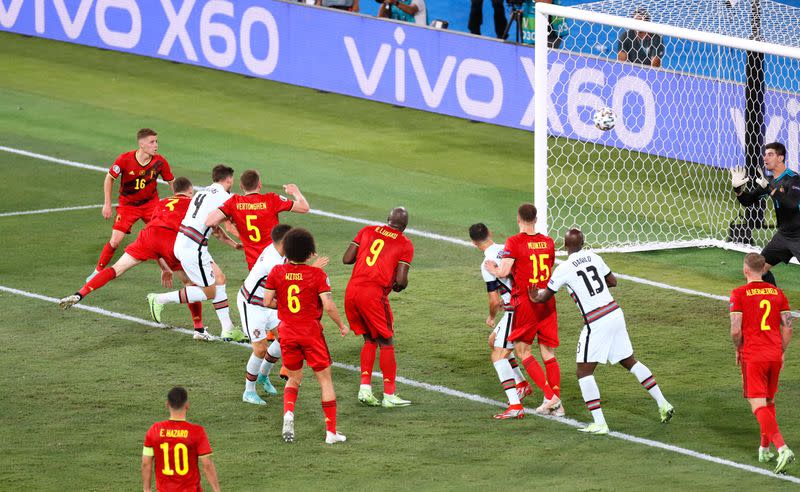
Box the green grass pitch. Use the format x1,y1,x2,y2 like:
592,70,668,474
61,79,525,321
1,32,799,489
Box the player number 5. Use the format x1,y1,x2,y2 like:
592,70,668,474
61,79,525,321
287,284,301,313
529,253,551,284
245,215,261,242
159,442,189,476
365,239,385,267
760,299,772,331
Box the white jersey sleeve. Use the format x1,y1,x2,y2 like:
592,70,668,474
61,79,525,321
482,243,512,308
547,262,570,292
180,183,231,236
241,244,285,303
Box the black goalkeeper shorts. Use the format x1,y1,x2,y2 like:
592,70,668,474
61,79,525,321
761,231,800,265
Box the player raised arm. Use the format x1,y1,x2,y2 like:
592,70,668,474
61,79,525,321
731,165,769,207
141,453,154,492
283,184,310,213
102,173,116,219
200,455,221,492
320,292,350,336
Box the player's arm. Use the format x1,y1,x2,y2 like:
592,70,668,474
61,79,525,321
342,243,359,264
731,166,768,206
781,310,793,353
103,173,116,219
200,455,221,492
486,288,502,327
485,258,514,279
392,263,410,292
730,311,743,352
205,208,227,228
212,225,242,250
156,258,174,288
605,272,617,288
321,292,350,336
141,448,154,492
529,286,556,304
283,184,310,213
261,289,278,309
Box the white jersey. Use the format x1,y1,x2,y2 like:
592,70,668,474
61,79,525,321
180,182,231,238
240,244,285,304
480,243,513,309
548,250,618,324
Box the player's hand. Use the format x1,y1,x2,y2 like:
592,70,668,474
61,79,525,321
234,243,244,250
755,168,769,189
735,350,742,366
486,315,495,328
102,203,113,220
730,166,748,188
311,255,330,269
339,324,350,337
161,270,173,288
283,183,300,195
483,260,498,275
528,285,540,302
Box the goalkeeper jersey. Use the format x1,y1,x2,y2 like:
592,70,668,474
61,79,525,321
736,168,800,238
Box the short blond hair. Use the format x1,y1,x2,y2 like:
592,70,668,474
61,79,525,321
744,253,766,274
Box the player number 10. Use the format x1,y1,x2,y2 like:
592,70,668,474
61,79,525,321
529,253,551,284
159,442,189,476
365,239,385,267
760,299,772,331
287,284,301,313
245,215,261,242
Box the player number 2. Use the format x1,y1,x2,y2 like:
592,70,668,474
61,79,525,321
159,442,189,476
245,215,261,242
760,299,772,331
365,239,385,267
529,253,551,284
287,284,301,313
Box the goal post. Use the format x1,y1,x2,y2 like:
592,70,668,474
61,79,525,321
533,1,800,254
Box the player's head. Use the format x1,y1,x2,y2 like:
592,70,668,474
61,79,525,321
240,169,261,193
517,203,537,227
166,386,189,411
743,252,766,279
764,142,787,172
137,128,158,155
271,224,293,254
387,207,409,232
283,228,316,263
212,164,235,191
468,223,492,249
564,228,585,254
173,177,193,196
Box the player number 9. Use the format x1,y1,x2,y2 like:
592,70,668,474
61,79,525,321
287,284,301,313
760,299,772,331
159,442,189,476
365,239,385,267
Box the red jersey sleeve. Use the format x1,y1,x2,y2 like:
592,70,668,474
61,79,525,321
265,268,280,291
143,424,157,448
729,288,742,313
318,269,332,295
352,227,367,246
109,155,125,178
159,158,174,182
779,290,791,313
399,239,414,265
500,236,517,259
218,196,236,218
270,193,294,214
195,426,212,456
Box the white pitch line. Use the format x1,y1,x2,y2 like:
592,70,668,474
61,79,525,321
0,204,103,218
2,283,797,484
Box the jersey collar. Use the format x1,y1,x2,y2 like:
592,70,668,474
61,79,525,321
775,168,797,181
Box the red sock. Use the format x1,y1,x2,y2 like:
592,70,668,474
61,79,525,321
78,268,117,297
360,341,378,385
379,345,397,395
544,357,561,397
322,399,337,433
284,386,298,414
188,302,203,329
522,356,554,399
755,406,785,449
95,242,117,270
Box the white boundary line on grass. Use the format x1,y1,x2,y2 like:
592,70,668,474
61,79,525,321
0,204,103,217
2,283,797,484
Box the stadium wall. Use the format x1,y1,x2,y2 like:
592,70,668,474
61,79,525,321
2,0,799,170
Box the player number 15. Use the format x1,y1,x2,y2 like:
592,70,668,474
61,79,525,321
529,253,551,284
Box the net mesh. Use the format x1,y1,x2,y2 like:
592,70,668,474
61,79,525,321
541,0,800,252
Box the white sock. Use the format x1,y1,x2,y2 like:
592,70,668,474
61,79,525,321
578,375,606,426
360,384,372,391
245,353,262,392
157,286,206,304
260,341,281,376
507,356,525,385
629,362,667,407
494,359,521,405
212,284,233,331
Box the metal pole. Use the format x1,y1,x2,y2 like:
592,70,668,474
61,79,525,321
534,3,549,234
744,0,766,235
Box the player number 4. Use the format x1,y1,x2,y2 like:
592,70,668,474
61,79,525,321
287,284,301,313
760,299,772,331
245,215,261,242
366,239,385,267
159,442,189,476
529,253,551,284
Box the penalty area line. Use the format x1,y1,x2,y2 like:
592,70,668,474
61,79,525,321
0,204,103,218
1,283,798,484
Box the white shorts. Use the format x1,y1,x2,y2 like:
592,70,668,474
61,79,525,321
174,235,215,287
492,311,515,349
237,291,280,343
576,310,633,364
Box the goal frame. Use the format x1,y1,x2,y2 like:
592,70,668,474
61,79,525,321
533,2,800,254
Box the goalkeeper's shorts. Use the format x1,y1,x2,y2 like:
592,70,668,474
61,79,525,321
762,231,800,265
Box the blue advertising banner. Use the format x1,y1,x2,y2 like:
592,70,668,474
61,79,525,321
1,0,799,169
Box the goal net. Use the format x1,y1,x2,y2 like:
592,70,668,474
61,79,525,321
533,0,800,253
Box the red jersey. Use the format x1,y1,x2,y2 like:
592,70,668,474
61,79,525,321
143,419,212,492
347,225,414,292
730,281,790,362
109,151,174,207
145,195,192,233
218,192,294,269
501,232,555,305
265,263,331,337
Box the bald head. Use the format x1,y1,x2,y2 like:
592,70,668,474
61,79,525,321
388,207,409,231
564,228,584,254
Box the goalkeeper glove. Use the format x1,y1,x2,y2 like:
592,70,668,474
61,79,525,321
730,166,748,188
755,168,769,189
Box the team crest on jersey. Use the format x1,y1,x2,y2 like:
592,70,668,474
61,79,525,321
112,164,121,174
326,276,331,286
253,329,261,339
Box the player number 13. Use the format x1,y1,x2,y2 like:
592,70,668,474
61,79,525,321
529,253,551,284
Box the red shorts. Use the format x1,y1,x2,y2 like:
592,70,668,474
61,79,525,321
113,201,157,234
279,325,332,372
124,227,181,270
741,360,782,398
344,285,394,340
508,297,559,347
